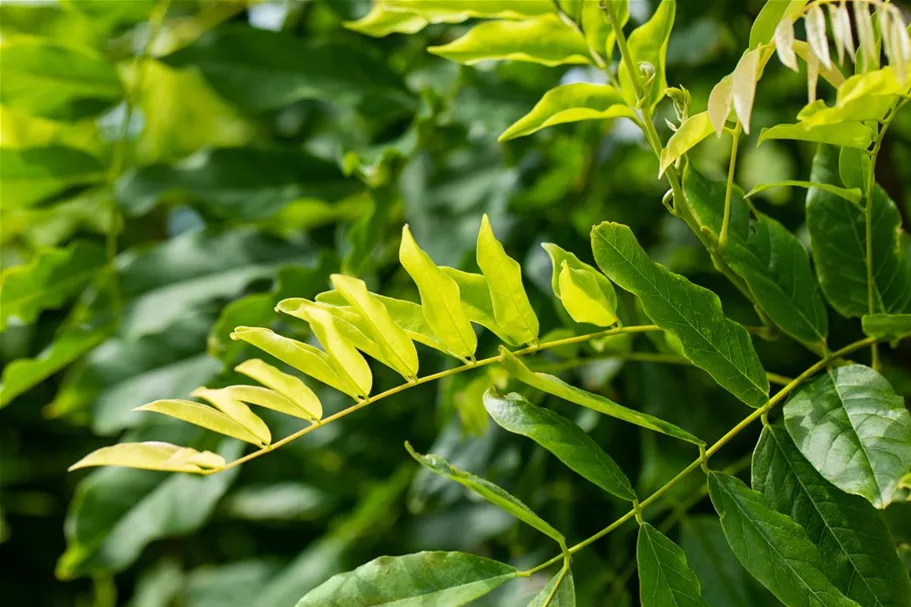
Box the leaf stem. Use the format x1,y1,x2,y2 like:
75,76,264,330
520,335,878,576
212,324,661,473
718,122,742,252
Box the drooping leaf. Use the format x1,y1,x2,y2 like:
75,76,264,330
483,389,636,501
0,38,123,119
399,225,477,359
229,327,359,399
862,314,911,342
758,122,875,148
783,364,911,509
0,146,106,208
792,40,846,87
428,14,591,67
591,222,769,407
116,148,356,221
749,0,807,48
330,274,419,379
707,472,859,607
69,442,225,474
163,24,412,116
732,47,761,134
0,240,106,331
275,300,373,398
295,551,518,607
805,5,832,69
637,522,709,607
136,399,269,447
476,214,539,345
527,568,575,607
58,439,241,579
617,0,675,109
708,75,733,136
806,147,911,317
775,18,799,71
753,422,911,606
685,168,828,346
499,83,634,141
558,262,618,327
659,111,714,175
405,441,565,546
500,349,703,445
235,358,322,421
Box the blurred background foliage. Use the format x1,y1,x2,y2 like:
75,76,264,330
0,0,909,605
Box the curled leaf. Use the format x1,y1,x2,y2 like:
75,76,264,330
775,18,798,71
805,5,831,70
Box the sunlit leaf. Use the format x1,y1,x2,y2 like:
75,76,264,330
330,274,419,379
591,222,769,407
483,389,636,501
749,0,807,48
0,38,123,119
428,15,591,67
558,263,618,327
406,441,566,546
784,364,911,509
792,40,845,88
499,83,634,141
659,111,714,175
343,3,427,37
743,180,861,204
69,442,225,473
708,472,859,607
861,313,911,342
732,48,761,134
758,121,874,148
500,349,703,445
399,225,477,359
296,551,518,607
191,387,272,446
708,75,733,136
137,399,269,447
235,358,322,421
753,422,911,606
637,522,708,607
618,0,675,109
797,68,907,127
0,240,105,331
806,147,911,317
442,267,523,346
0,146,105,208
476,214,539,345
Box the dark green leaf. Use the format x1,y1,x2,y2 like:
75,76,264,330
806,146,911,317
707,472,859,607
295,551,518,607
783,364,911,508
483,388,636,501
862,313,911,341
116,148,356,220
500,349,703,445
685,168,828,345
405,441,565,546
753,422,911,606
0,146,106,208
591,221,769,407
0,240,106,331
637,522,708,607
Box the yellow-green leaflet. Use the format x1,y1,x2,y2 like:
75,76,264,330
708,75,733,136
383,0,553,22
136,399,267,446
440,267,521,346
192,387,272,445
660,111,713,175
732,47,761,134
292,299,388,365
330,274,419,379
399,225,476,359
617,0,675,109
758,122,874,149
476,215,539,345
235,358,322,420
427,15,591,67
792,41,845,87
797,68,908,127
499,83,634,141
229,326,356,398
69,442,225,473
342,4,427,37
275,300,372,398
558,263,617,327
221,385,318,422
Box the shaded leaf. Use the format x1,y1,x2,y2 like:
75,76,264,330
783,364,911,509
637,522,708,607
499,83,634,141
295,551,518,607
591,222,769,407
0,146,106,208
707,472,859,607
405,441,565,546
428,15,591,67
753,422,911,606
500,349,703,445
483,389,636,501
69,442,225,473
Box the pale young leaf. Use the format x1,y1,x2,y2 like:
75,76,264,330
69,442,225,473
708,75,733,136
805,5,832,69
191,386,272,446
854,2,877,71
828,4,845,64
235,358,322,420
775,18,798,71
659,111,714,175
136,399,267,446
732,47,761,134
558,263,618,327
